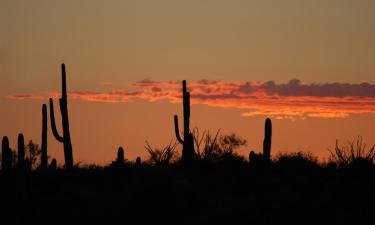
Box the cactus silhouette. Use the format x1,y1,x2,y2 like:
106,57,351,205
135,157,141,166
49,63,74,169
174,80,195,163
249,151,256,164
24,158,31,172
263,118,272,161
2,136,12,171
50,158,57,170
117,147,125,164
17,134,25,169
41,104,48,170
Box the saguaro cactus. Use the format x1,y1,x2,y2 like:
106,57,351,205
18,134,25,169
263,118,272,161
135,157,142,167
25,158,31,172
117,147,125,164
41,104,48,170
50,158,57,170
2,136,12,171
50,63,74,169
174,80,195,163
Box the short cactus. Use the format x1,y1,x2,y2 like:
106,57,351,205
249,151,262,165
117,147,125,164
24,158,31,172
18,134,25,169
2,136,12,171
50,158,57,170
135,157,142,167
263,118,272,161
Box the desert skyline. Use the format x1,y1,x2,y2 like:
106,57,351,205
1,0,375,164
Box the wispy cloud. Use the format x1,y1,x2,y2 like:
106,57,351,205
7,94,44,100
7,79,375,119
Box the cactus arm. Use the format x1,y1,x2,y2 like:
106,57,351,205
49,98,64,143
174,115,184,144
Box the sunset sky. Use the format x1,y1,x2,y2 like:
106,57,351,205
1,0,375,165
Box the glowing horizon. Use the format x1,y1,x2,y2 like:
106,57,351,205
8,79,375,119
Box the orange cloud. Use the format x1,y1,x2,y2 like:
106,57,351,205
7,94,45,100
7,79,375,119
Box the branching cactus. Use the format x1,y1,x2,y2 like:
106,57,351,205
41,104,48,170
174,80,195,163
49,63,74,169
2,136,12,171
263,118,272,161
18,134,25,169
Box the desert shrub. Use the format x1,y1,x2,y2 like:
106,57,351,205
192,128,247,162
275,151,319,169
329,136,375,168
27,140,41,169
145,140,178,165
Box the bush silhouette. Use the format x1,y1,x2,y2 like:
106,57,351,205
329,136,375,168
145,140,178,165
192,128,247,162
275,151,319,169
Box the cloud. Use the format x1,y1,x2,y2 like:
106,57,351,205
7,79,375,119
7,94,45,100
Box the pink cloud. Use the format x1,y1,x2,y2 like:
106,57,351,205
7,79,375,119
7,94,45,100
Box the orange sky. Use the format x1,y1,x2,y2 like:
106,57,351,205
1,1,375,165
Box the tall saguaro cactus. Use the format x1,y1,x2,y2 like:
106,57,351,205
2,136,12,171
41,104,48,170
49,63,74,169
263,118,272,161
174,80,195,163
18,134,25,169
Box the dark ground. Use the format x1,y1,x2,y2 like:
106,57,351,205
1,161,375,225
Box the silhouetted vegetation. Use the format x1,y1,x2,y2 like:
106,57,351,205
145,140,178,165
263,118,272,161
26,140,41,169
1,68,375,224
40,104,48,170
174,80,195,164
49,63,74,169
1,136,12,171
193,128,247,162
329,136,375,168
